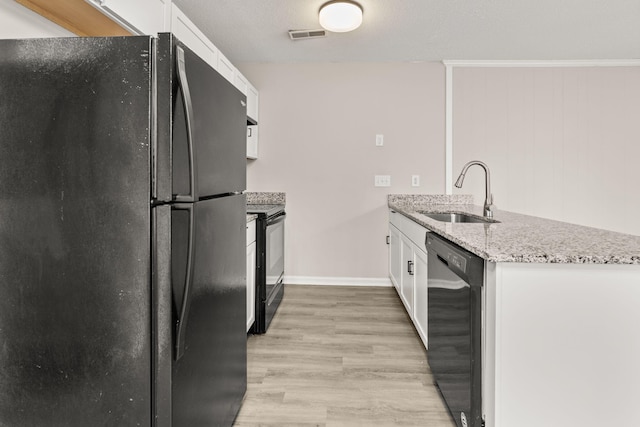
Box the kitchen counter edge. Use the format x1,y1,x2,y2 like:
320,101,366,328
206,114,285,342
389,201,640,265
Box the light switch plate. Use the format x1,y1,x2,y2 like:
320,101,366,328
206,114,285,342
375,175,391,187
375,134,384,146
411,175,420,187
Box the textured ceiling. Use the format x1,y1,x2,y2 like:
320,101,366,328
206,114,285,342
172,0,640,63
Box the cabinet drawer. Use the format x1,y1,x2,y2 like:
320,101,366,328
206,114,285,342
390,210,428,250
402,216,428,249
389,209,402,228
246,219,256,246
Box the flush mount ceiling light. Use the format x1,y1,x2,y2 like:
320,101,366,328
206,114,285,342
319,1,363,33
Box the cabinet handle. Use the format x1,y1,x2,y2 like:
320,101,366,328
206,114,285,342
247,127,252,137
408,260,414,275
386,235,390,245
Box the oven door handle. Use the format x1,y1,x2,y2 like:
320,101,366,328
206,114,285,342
266,212,286,226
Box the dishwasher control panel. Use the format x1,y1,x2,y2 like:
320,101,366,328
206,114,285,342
447,251,467,272
426,233,484,286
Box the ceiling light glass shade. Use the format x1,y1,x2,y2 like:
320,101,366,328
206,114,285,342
319,1,363,33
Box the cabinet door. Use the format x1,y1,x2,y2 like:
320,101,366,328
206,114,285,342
246,125,258,159
247,83,259,123
389,224,401,292
413,243,428,349
400,234,414,315
235,72,248,96
88,0,169,35
246,240,256,332
217,51,235,84
171,4,218,69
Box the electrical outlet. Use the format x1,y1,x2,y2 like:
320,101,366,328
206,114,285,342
375,134,384,146
374,175,391,187
411,175,420,187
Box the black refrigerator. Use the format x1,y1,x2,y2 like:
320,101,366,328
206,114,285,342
0,34,247,426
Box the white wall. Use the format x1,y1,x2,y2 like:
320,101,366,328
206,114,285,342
451,65,640,236
239,62,446,284
0,0,73,38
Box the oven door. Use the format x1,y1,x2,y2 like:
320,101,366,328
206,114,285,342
265,212,285,303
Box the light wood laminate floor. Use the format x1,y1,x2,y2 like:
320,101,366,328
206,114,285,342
233,285,456,427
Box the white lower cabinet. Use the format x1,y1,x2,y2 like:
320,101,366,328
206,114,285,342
388,224,401,291
400,235,414,313
246,219,256,332
412,246,428,347
389,209,429,349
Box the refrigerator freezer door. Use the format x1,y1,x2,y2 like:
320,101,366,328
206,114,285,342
0,37,153,425
171,193,247,426
156,34,247,201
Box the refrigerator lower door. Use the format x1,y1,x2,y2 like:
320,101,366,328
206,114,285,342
171,193,247,427
0,36,154,426
153,205,173,426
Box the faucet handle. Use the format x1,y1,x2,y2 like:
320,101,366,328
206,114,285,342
484,194,494,218
484,206,494,218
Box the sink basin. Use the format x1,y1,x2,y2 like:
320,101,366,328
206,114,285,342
418,212,499,224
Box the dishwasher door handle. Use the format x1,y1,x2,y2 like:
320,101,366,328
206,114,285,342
436,254,449,267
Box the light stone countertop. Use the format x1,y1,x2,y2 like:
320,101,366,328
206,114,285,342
389,194,640,264
245,192,286,205
246,191,285,222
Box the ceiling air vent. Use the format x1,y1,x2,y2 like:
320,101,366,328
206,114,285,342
288,29,326,40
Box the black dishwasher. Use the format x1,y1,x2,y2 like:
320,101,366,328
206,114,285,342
426,233,484,427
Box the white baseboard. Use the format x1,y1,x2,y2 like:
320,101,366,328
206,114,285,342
283,275,392,287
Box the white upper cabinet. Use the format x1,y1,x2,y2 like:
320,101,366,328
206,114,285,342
87,2,259,114
246,125,258,159
85,0,170,35
88,1,261,159
170,4,218,70
246,82,259,123
246,82,259,159
234,72,248,96
217,51,235,84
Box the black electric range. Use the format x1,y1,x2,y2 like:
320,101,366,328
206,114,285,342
247,204,285,218
246,204,286,333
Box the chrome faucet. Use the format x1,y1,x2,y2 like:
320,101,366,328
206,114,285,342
455,160,494,218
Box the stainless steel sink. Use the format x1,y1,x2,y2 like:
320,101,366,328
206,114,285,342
418,212,499,224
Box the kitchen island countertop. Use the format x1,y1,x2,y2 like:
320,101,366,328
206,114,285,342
389,194,640,264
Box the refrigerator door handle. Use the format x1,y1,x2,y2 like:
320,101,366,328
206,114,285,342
175,46,197,203
174,203,195,361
